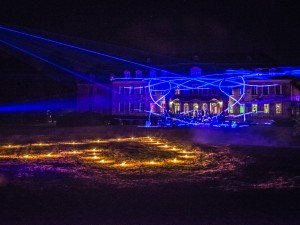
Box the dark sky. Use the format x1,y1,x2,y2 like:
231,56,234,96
1,0,300,63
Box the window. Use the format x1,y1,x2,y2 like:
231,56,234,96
228,102,234,114
263,86,269,95
119,103,124,112
239,88,243,95
161,102,166,113
229,106,233,114
240,104,245,114
140,86,145,95
129,103,134,112
150,103,156,113
119,86,125,95
276,103,282,114
184,103,189,114
174,102,181,114
130,86,135,95
275,85,282,95
202,89,208,95
252,104,258,113
264,104,269,113
210,103,217,114
140,103,145,112
175,88,180,95
211,88,217,95
251,86,257,95
193,103,199,111
202,103,208,112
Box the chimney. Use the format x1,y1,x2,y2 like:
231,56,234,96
135,70,142,78
150,69,157,78
124,70,131,78
190,67,202,77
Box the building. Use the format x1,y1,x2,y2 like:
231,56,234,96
229,77,300,120
77,66,300,124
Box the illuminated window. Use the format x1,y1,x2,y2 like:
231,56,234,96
228,103,233,114
252,104,258,113
175,88,180,95
210,103,217,114
251,86,257,95
161,102,166,113
184,103,189,114
276,103,282,114
275,85,282,95
263,86,269,95
193,103,199,111
202,103,208,113
264,104,269,113
129,103,134,112
150,103,156,113
174,102,181,113
240,104,245,113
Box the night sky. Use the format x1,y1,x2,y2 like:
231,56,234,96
1,0,300,108
1,0,300,64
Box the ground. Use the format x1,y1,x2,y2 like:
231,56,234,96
0,125,299,225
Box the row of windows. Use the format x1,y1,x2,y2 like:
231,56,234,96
119,103,145,113
174,88,218,95
229,103,282,114
247,85,282,95
118,103,167,113
171,102,220,114
119,86,145,95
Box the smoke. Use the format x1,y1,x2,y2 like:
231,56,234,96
192,126,296,147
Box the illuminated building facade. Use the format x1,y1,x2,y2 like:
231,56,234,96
110,67,227,117
77,66,300,124
229,79,300,119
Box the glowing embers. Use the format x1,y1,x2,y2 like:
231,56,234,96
0,136,200,170
32,143,52,147
146,160,162,166
88,139,108,144
86,148,102,153
1,144,22,149
178,150,196,159
166,158,184,164
112,161,137,168
62,141,85,145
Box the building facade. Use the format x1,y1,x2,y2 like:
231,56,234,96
229,79,300,120
77,67,300,122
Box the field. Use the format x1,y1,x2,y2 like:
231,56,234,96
0,125,300,225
